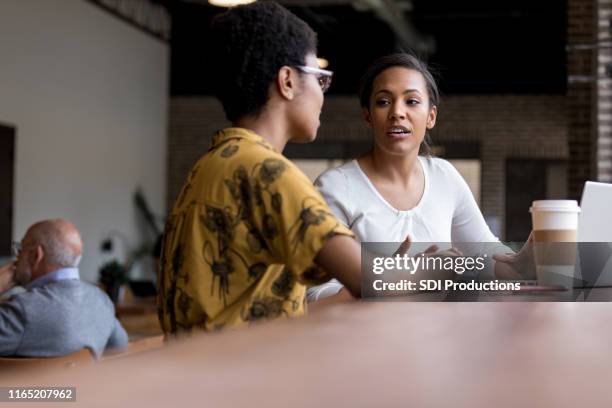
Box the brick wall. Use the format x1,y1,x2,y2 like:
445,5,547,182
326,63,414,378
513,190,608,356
166,0,607,240
597,0,612,182
565,0,611,188
168,95,568,237
568,0,597,197
433,95,568,232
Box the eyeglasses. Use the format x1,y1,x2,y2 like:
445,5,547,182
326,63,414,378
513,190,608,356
11,241,22,256
296,66,333,93
11,241,36,257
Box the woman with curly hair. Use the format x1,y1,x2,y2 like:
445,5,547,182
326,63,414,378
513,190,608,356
158,1,362,334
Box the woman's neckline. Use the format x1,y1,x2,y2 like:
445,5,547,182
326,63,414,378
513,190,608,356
353,156,429,215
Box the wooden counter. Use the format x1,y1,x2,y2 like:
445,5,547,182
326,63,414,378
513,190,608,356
4,298,612,407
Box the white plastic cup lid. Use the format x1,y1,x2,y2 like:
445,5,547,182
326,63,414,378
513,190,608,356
530,200,580,213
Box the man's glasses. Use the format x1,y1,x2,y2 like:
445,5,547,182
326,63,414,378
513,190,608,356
11,241,23,257
11,241,36,257
296,66,333,93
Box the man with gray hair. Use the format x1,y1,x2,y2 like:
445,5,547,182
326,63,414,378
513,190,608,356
0,219,128,358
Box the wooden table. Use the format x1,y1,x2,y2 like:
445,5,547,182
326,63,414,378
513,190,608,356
3,299,612,407
401,286,612,302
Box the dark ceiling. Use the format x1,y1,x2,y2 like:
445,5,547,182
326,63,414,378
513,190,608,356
166,0,567,96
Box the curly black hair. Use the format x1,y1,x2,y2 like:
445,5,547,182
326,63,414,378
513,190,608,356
210,2,317,122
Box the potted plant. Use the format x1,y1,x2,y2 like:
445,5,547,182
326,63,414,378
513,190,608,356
99,260,128,302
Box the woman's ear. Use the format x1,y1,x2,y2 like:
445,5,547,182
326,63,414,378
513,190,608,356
276,66,296,101
362,107,373,128
426,105,437,129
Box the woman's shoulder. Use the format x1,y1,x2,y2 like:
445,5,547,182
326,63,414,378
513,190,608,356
421,156,463,181
420,156,476,208
315,160,360,186
314,161,360,219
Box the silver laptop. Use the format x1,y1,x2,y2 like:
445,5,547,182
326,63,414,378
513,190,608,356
576,181,612,287
579,181,612,241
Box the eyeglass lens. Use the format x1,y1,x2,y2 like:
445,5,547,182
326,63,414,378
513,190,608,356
319,76,331,93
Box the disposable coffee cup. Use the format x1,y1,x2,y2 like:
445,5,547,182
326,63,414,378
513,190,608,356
529,200,580,288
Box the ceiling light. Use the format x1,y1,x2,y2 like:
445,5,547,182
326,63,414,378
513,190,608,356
208,0,256,8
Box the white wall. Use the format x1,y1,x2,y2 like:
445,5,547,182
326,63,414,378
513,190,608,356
0,0,168,282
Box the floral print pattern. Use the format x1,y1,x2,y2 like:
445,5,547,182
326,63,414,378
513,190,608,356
157,128,354,334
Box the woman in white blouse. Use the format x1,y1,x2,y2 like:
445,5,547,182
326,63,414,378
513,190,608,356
309,54,526,301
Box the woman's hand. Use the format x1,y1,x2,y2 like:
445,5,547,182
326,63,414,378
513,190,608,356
493,232,535,280
395,234,459,257
395,235,463,281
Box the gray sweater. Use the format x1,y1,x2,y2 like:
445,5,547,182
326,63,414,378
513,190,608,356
0,280,128,358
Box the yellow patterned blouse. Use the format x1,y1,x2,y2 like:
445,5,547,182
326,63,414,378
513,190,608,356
158,128,354,333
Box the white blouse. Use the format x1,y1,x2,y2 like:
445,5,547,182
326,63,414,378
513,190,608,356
308,156,508,301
